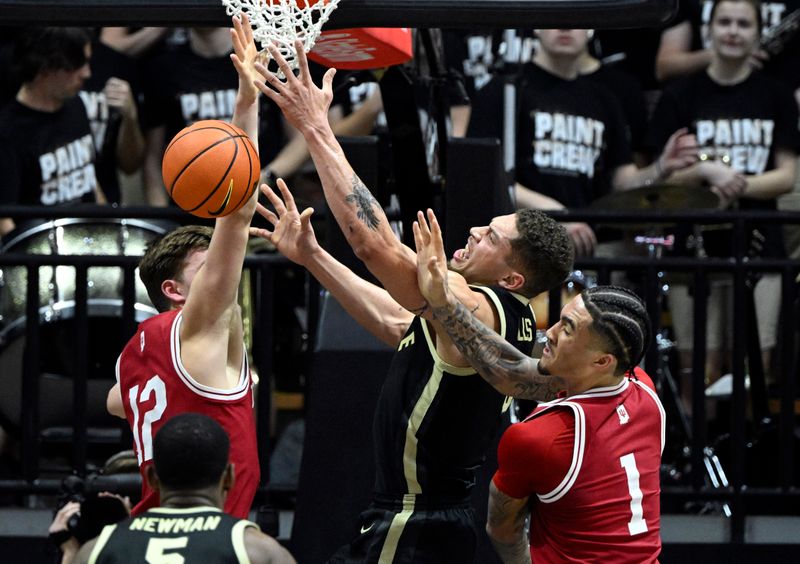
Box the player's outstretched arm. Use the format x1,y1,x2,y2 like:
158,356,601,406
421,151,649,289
250,179,412,347
414,209,561,401
487,482,532,564
254,41,424,314
179,15,261,386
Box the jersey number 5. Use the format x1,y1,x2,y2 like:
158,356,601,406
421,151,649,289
145,537,188,563
620,452,648,535
129,375,168,464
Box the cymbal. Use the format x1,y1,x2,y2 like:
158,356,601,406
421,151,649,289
591,184,718,211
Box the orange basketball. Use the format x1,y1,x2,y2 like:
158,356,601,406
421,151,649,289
162,120,260,218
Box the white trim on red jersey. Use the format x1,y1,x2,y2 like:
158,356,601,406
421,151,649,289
632,378,667,454
531,378,632,503
169,311,251,401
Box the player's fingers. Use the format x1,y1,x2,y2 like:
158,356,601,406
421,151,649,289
412,220,428,254
322,68,336,94
254,62,284,92
260,184,286,215
276,178,296,211
298,207,315,227
415,211,431,243
255,202,278,225
295,39,312,83
427,209,444,249
267,43,297,83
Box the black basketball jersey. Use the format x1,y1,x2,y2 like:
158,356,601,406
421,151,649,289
88,506,257,564
372,286,536,500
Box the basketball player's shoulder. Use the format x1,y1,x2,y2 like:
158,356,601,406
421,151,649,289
243,525,294,564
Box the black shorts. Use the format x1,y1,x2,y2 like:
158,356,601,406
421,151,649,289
326,494,477,564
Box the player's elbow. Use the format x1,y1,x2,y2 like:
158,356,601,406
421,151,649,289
106,387,125,419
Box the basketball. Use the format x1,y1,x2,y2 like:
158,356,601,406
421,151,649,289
162,120,260,218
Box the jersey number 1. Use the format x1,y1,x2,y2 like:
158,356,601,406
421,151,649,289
129,375,168,464
620,452,648,535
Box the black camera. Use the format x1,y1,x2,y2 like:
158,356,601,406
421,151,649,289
55,475,130,544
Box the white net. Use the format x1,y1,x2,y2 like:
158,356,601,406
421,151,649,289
222,0,341,77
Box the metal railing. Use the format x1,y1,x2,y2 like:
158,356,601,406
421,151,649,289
0,204,798,543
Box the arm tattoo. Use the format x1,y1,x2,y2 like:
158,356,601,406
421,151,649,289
431,300,559,401
344,174,381,230
488,491,531,564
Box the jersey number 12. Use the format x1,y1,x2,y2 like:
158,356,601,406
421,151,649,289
129,375,168,464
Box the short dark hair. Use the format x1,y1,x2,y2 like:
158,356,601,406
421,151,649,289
153,413,230,491
709,0,763,33
14,27,92,83
139,225,213,312
509,209,574,297
581,285,651,376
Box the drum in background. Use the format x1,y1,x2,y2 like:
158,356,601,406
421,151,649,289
0,218,168,431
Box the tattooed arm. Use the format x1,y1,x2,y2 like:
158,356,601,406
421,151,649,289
255,42,425,313
487,482,532,564
414,209,561,401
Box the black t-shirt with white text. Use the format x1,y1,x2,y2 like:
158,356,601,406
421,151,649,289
0,98,100,210
647,70,800,256
469,63,632,209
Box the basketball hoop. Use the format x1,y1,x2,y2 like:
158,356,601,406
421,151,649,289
222,0,341,76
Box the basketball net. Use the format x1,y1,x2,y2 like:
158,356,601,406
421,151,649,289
222,0,341,76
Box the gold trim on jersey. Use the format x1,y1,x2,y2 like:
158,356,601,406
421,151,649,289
88,523,118,564
378,494,416,564
231,519,260,563
402,359,444,493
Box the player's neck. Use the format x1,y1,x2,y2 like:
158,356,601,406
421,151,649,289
565,372,622,397
16,83,65,113
160,491,221,510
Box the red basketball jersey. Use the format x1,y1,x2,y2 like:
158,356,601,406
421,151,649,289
116,309,260,519
500,371,665,563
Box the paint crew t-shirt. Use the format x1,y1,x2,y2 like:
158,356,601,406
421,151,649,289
0,98,99,209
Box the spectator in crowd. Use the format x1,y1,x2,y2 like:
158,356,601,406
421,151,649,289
468,28,698,258
105,14,262,519
78,32,145,205
70,413,296,564
576,33,649,165
413,213,664,562
647,0,800,386
0,27,106,238
253,41,573,562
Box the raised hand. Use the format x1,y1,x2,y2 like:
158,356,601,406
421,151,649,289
230,13,262,105
412,209,451,309
250,178,319,266
254,39,336,134
103,77,137,121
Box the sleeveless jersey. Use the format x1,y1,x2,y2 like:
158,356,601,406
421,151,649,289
372,286,536,500
116,309,259,519
88,506,257,564
517,375,665,563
